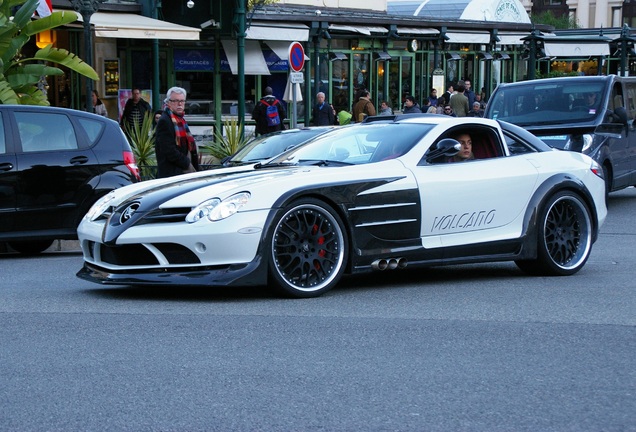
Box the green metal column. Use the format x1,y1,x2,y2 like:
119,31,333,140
236,0,246,138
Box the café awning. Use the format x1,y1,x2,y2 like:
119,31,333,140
74,11,200,40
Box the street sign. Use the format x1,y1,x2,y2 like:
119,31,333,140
288,41,305,72
290,72,304,83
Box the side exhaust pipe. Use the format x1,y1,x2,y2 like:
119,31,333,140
372,258,408,271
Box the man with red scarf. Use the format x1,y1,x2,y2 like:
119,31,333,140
155,87,200,178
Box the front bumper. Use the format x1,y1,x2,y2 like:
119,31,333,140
77,255,267,287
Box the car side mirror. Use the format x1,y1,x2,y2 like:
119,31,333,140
426,138,461,163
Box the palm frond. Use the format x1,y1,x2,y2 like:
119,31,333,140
34,46,98,80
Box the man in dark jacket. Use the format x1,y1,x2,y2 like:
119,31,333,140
155,86,200,178
312,92,335,125
252,86,287,135
402,95,422,114
120,88,151,132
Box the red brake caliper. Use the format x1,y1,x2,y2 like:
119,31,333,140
312,224,326,268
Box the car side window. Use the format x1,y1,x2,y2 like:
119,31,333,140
16,112,78,152
77,118,105,145
503,130,537,155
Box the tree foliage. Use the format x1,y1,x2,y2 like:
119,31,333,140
0,0,98,105
531,10,579,29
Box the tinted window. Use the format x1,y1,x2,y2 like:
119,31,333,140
487,78,608,126
16,112,78,152
78,117,105,144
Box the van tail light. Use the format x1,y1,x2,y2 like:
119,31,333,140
123,150,141,181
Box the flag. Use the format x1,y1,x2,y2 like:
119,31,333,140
36,0,52,17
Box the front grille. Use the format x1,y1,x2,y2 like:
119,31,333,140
100,244,158,266
98,242,201,266
137,207,191,225
154,243,200,264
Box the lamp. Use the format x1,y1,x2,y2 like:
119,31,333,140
445,52,460,61
330,52,347,61
494,52,510,60
374,51,391,61
35,30,56,49
477,52,493,60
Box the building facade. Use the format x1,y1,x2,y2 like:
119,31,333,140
45,0,634,131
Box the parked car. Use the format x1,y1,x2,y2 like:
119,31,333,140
219,126,338,167
77,116,606,298
485,75,636,195
0,105,140,254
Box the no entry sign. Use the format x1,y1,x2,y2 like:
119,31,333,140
288,41,305,72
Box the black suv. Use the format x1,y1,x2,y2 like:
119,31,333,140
0,105,140,254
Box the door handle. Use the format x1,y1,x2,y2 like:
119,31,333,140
70,155,89,165
0,162,13,171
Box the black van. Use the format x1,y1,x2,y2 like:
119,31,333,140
485,75,636,195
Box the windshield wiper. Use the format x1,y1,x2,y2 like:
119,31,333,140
254,161,296,169
298,159,353,166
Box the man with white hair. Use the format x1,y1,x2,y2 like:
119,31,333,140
155,86,200,178
468,101,484,118
312,91,335,126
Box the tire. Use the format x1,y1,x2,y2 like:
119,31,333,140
602,164,611,202
8,240,54,255
269,199,347,298
516,191,593,276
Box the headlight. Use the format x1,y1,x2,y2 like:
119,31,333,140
565,134,594,153
84,191,116,221
186,192,251,223
581,134,594,153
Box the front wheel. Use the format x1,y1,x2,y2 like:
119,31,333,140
516,191,593,276
269,199,347,298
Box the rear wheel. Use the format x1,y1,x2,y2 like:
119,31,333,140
8,240,54,255
268,199,347,298
516,191,593,276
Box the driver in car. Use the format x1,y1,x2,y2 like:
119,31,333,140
448,133,475,162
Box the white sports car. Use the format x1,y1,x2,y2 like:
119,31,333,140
77,116,607,297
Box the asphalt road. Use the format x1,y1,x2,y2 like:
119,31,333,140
1,189,635,431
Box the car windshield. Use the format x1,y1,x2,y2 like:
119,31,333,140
265,123,434,166
486,78,608,126
229,128,332,163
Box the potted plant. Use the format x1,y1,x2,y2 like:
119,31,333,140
202,118,253,163
125,112,157,180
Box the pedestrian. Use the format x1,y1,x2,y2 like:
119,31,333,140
427,89,439,107
402,95,422,114
442,104,457,117
463,78,476,107
449,82,469,117
92,90,108,117
120,88,151,132
442,83,454,106
154,86,200,178
352,90,376,122
153,110,162,126
312,92,335,126
379,100,393,115
252,86,287,135
468,101,484,117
